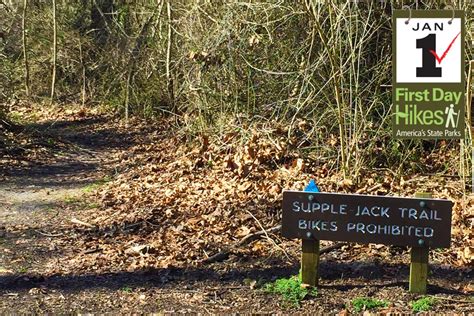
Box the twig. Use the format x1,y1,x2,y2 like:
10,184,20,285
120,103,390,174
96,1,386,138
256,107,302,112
145,220,160,227
240,54,298,75
244,210,291,260
201,224,344,264
320,242,344,254
34,230,63,237
200,224,281,264
71,217,95,228
83,247,101,254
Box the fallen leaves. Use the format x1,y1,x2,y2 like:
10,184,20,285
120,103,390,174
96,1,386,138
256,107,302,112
31,117,471,275
0,267,13,274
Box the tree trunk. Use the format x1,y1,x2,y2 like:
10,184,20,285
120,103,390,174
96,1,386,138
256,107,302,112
166,0,174,112
22,0,30,97
90,0,113,45
50,0,57,104
79,38,86,107
124,2,161,122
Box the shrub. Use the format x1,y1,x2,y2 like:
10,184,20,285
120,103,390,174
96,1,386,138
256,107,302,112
264,276,317,307
411,297,437,312
351,297,388,313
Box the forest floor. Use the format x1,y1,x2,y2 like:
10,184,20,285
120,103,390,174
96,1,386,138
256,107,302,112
0,105,472,313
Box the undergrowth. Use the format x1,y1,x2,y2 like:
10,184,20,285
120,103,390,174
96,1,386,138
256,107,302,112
351,297,389,313
1,1,471,182
264,276,317,307
410,297,437,312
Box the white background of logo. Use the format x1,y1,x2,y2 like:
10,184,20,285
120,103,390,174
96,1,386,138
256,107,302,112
396,18,461,83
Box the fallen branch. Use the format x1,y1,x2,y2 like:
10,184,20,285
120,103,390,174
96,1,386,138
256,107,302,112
244,210,291,260
320,242,345,254
201,225,281,264
83,246,102,254
34,230,63,237
201,225,345,264
71,217,95,228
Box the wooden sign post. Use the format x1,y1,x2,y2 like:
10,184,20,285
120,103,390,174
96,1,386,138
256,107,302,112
301,238,319,286
282,188,452,292
409,192,432,294
301,180,320,286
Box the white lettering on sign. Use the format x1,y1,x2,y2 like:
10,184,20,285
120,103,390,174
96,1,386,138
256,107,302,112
298,219,337,232
346,222,434,238
355,206,390,217
292,202,348,215
339,204,347,214
399,208,442,220
282,190,453,248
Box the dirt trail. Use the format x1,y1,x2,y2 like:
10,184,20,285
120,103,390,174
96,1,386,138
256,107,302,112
0,115,285,313
0,113,472,313
0,115,180,313
0,116,122,272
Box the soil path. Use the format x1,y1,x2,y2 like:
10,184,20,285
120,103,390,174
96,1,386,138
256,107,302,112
0,114,472,313
0,115,272,313
0,116,157,312
0,115,129,269
0,115,287,313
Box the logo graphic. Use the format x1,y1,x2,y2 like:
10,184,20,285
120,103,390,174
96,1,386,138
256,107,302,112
392,10,465,139
396,18,462,83
444,104,459,128
417,32,460,77
393,103,460,128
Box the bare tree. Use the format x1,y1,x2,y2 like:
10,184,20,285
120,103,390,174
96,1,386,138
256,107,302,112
166,0,174,112
22,0,29,97
124,1,161,123
50,0,57,104
79,37,86,107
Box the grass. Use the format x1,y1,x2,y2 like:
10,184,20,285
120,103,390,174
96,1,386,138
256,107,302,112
7,111,26,125
64,195,81,204
264,276,317,307
121,286,133,293
351,297,389,313
410,297,437,312
18,266,29,273
82,183,101,193
86,202,99,209
64,195,99,210
7,110,40,125
82,176,111,193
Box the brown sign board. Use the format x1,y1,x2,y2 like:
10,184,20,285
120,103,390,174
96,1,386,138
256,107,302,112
282,191,453,248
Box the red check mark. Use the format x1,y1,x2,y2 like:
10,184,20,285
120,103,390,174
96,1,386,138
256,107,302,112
429,31,461,64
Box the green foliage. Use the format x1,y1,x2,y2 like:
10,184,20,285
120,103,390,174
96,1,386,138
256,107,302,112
82,176,110,193
410,297,437,313
351,297,388,313
82,183,102,193
7,111,25,125
264,276,317,307
86,202,99,209
64,195,81,204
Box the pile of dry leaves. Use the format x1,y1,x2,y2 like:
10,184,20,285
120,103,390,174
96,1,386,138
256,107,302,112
50,119,473,275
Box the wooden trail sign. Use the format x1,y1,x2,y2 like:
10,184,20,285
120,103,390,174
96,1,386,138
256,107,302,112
282,191,452,248
282,189,453,293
